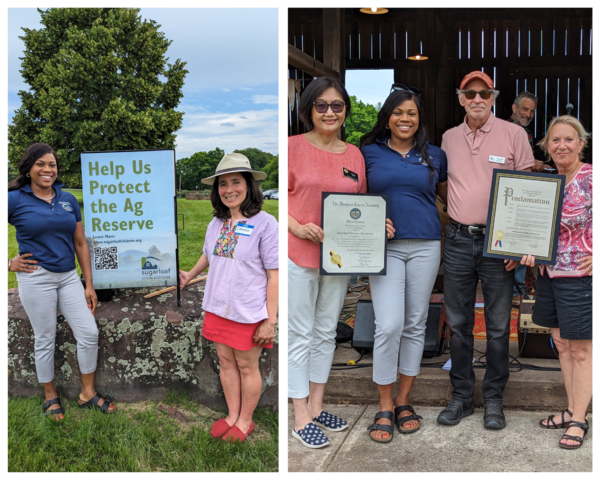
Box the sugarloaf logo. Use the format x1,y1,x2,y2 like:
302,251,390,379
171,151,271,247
141,256,161,270
350,208,361,219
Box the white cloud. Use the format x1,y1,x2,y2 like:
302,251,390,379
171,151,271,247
251,95,278,105
174,109,278,158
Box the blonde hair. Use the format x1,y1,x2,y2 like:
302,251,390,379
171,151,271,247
537,115,590,160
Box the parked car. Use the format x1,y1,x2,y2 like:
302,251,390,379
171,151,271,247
262,189,278,199
270,191,279,200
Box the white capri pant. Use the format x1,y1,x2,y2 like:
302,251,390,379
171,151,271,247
369,239,440,384
17,266,99,383
288,258,349,398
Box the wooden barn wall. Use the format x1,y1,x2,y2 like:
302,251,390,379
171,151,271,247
288,8,592,158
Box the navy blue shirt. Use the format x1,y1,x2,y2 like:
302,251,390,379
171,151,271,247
8,183,82,273
361,139,447,240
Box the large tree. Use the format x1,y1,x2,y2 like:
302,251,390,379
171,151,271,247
9,8,188,187
175,148,225,191
345,95,380,147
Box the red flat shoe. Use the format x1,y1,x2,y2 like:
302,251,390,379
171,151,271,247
222,421,254,443
210,418,232,438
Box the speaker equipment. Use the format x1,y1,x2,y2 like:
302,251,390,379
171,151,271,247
351,299,447,358
423,300,448,358
517,298,558,359
351,300,376,350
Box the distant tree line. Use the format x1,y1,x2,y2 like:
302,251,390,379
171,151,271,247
175,147,278,191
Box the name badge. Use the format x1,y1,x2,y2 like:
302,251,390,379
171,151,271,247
342,167,359,182
235,225,254,236
489,155,506,164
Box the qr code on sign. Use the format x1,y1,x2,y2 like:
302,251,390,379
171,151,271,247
94,247,119,270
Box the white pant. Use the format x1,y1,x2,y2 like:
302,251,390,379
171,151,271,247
288,259,349,398
17,267,99,383
369,240,440,384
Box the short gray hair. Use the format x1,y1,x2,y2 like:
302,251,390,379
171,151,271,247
455,88,500,99
514,91,538,108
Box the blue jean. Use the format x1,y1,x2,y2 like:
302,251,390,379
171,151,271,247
443,224,514,403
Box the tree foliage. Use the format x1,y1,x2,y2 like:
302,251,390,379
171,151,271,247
260,155,279,190
345,95,381,147
8,8,188,187
175,148,225,191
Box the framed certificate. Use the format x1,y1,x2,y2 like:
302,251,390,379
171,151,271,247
483,169,565,265
319,193,388,275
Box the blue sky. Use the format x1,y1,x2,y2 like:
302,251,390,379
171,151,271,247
345,69,394,107
7,8,279,159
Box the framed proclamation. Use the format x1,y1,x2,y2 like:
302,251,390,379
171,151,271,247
319,193,389,276
483,169,566,265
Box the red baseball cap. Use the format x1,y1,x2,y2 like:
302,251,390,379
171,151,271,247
460,71,494,90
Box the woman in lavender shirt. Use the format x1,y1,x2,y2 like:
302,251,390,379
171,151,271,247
179,153,279,443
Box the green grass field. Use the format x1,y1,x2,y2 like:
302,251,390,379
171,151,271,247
8,197,279,472
9,391,278,472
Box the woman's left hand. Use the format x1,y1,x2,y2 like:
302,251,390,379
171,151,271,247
85,286,98,315
385,218,395,239
577,255,593,275
253,320,275,347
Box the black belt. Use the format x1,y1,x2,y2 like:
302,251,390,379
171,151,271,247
448,218,486,235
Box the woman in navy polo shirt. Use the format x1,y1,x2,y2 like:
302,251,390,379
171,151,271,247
360,86,447,443
8,143,114,420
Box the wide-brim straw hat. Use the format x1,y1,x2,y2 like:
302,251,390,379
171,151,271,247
201,152,267,185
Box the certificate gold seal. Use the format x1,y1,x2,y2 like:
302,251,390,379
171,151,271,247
330,250,343,268
494,231,505,240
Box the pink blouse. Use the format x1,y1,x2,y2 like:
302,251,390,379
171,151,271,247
546,163,592,276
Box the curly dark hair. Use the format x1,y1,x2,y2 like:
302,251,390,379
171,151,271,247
210,171,264,220
8,143,60,191
359,91,435,182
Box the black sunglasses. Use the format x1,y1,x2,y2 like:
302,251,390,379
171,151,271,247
390,83,421,97
313,101,346,114
460,89,494,100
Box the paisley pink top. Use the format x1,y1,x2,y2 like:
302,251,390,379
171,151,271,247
546,163,592,275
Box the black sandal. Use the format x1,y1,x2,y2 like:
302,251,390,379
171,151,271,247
395,405,423,434
559,420,589,450
539,409,573,429
367,411,394,444
42,397,65,421
78,393,115,414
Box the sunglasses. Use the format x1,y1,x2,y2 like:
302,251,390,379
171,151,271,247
390,83,421,97
460,89,494,100
313,101,346,114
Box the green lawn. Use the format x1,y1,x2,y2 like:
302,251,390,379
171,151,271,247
7,198,279,289
9,391,278,472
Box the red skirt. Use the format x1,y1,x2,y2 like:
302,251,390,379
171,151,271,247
202,311,274,351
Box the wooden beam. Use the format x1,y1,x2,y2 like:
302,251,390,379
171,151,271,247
323,9,343,72
288,44,340,79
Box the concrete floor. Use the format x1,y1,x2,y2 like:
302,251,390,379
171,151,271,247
288,404,593,472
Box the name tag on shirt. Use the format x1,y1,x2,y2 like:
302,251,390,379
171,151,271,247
489,155,506,164
235,224,254,236
343,167,359,182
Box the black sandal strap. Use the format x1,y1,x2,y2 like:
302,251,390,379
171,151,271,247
44,407,65,417
42,398,62,412
394,405,422,425
568,420,589,432
79,393,103,409
395,405,415,415
561,434,584,444
367,423,394,435
373,411,394,422
397,413,423,424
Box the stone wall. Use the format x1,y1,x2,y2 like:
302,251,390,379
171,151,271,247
184,192,211,200
8,281,278,407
